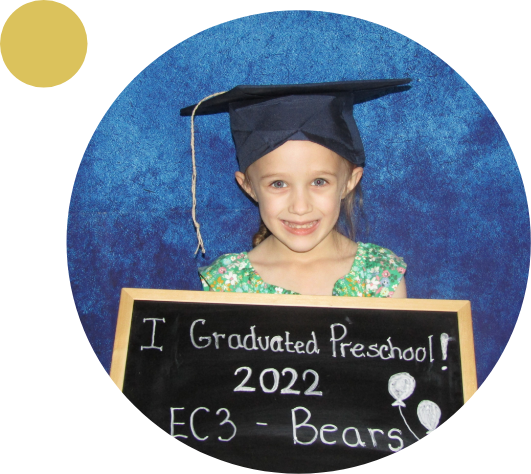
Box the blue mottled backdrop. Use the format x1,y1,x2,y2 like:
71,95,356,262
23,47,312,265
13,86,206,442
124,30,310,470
67,11,529,386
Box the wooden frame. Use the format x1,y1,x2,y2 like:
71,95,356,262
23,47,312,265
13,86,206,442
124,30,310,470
110,288,477,402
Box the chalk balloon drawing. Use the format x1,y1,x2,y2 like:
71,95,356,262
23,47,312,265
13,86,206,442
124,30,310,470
388,373,416,407
389,373,420,440
388,373,443,440
417,400,442,434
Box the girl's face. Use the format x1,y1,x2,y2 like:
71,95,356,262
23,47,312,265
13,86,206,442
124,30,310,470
236,141,363,254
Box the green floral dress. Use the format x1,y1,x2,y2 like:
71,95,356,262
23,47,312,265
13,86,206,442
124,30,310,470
199,242,406,297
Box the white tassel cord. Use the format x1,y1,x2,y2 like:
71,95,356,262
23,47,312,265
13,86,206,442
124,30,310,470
190,91,227,255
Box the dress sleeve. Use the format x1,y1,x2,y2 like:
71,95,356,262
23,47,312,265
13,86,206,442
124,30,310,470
362,245,407,297
376,248,407,296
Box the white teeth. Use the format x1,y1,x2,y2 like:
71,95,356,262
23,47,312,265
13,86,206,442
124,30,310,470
284,220,317,229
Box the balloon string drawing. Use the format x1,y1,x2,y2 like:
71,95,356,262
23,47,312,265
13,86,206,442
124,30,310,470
388,372,442,440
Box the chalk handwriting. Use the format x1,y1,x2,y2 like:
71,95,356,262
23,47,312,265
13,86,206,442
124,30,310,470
440,333,453,370
140,317,165,351
170,406,236,442
190,319,319,354
173,320,451,451
170,407,187,438
189,320,452,370
330,323,430,362
190,407,210,441
260,368,280,393
234,367,322,396
233,367,255,392
292,406,403,451
171,405,404,451
216,408,237,442
440,333,449,360
280,368,301,395
302,369,323,396
342,427,366,448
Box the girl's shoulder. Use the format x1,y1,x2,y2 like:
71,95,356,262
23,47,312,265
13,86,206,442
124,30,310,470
199,252,255,292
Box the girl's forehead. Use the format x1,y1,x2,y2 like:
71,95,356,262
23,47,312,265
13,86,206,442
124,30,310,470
250,141,346,175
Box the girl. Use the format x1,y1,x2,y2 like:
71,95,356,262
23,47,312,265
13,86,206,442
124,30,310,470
180,80,409,297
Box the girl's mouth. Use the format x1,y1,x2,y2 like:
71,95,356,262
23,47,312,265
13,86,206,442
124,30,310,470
281,219,320,235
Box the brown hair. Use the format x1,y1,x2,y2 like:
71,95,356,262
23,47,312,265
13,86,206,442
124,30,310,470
245,160,363,247
336,160,364,242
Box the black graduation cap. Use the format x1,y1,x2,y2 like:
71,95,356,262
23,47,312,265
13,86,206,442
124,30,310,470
180,79,411,171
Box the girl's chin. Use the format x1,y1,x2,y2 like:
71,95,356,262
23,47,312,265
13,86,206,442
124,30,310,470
274,232,330,255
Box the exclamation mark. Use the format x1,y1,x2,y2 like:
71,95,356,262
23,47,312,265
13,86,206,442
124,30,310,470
440,333,449,371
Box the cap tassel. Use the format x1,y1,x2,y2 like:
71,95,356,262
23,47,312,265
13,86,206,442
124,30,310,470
190,91,228,255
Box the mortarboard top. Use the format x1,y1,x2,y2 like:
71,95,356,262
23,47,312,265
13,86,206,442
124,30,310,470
180,79,411,171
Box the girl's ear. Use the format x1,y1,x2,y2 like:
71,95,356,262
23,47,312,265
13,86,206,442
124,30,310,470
235,171,257,201
343,166,363,198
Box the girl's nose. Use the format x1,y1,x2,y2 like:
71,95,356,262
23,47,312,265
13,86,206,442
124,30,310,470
288,188,313,215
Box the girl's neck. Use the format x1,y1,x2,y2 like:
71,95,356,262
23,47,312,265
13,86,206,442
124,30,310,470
247,231,359,295
251,230,355,265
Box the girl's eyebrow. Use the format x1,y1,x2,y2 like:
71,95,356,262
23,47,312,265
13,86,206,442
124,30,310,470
259,170,337,180
259,173,287,181
312,170,336,176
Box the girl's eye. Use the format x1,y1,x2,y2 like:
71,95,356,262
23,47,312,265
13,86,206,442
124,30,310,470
312,178,327,187
271,180,287,189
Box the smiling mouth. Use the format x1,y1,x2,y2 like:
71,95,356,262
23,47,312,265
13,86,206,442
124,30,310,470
283,220,319,229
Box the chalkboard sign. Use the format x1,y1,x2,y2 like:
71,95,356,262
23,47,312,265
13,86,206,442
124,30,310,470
111,290,476,473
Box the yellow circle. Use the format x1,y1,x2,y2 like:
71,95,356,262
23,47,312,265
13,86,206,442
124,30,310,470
1,1,87,87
